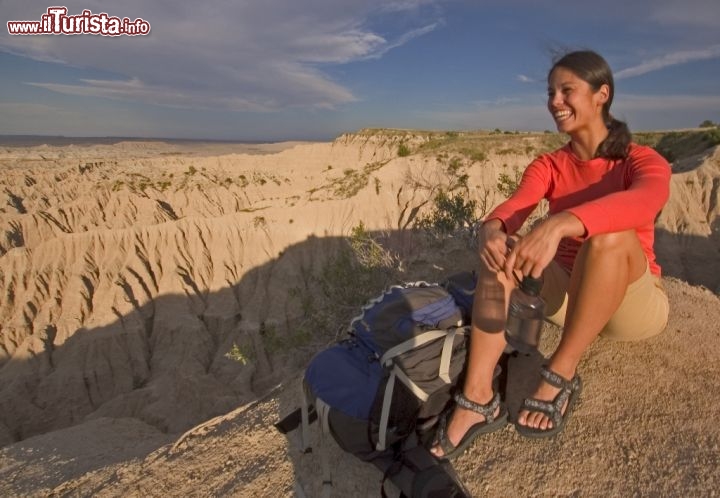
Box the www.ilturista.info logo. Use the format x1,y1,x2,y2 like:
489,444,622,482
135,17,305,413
7,7,151,36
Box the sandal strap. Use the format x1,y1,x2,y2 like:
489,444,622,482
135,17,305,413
453,391,501,423
522,394,567,426
435,412,456,454
523,367,581,426
540,365,580,390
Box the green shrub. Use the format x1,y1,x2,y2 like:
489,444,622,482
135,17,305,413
654,129,720,162
349,221,396,269
496,167,522,197
288,222,398,344
446,156,463,175
415,190,478,236
328,161,388,199
398,143,411,157
459,148,487,162
225,343,253,365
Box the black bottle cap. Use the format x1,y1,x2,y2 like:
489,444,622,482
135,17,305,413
520,276,543,296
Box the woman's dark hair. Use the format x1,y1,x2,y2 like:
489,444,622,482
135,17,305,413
550,50,631,159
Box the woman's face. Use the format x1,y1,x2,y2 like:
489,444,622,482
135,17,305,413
547,67,609,135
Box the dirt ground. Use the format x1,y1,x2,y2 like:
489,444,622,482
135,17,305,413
1,277,718,497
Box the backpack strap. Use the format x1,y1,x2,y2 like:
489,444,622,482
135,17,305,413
276,384,333,495
275,382,319,453
377,367,398,451
376,328,466,452
438,327,463,384
381,327,465,400
315,397,332,436
305,391,334,496
277,382,331,453
316,406,334,498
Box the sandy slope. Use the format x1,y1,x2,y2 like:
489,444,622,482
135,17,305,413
0,131,718,496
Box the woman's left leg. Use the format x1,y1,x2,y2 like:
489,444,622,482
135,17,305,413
517,229,648,431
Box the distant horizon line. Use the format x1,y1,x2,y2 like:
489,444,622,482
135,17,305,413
0,126,709,147
0,134,326,145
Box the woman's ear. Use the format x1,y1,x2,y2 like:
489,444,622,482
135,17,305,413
597,84,610,104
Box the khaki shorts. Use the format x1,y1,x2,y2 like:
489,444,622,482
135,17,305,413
540,260,670,341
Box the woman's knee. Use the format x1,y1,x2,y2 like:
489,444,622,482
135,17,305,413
583,230,639,254
580,230,647,282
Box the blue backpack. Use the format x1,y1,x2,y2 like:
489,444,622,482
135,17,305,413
276,273,478,497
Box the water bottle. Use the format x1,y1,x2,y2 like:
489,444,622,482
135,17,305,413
504,276,545,354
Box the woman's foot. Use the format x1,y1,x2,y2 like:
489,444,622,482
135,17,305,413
516,365,582,438
430,391,507,459
517,376,563,430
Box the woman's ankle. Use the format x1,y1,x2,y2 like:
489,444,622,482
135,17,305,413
547,354,579,380
462,385,495,405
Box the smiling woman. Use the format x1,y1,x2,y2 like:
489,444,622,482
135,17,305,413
547,51,631,160
431,49,672,458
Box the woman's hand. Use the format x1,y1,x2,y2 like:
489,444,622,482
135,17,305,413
504,212,585,280
478,219,510,273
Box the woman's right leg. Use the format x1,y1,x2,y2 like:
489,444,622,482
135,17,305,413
430,259,513,457
517,230,648,432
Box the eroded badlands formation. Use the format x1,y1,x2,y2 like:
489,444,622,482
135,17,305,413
0,130,718,496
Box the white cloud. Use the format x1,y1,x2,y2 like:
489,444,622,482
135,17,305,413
379,0,442,12
26,79,280,112
368,22,441,59
516,74,534,83
286,30,387,64
616,45,720,79
1,0,442,111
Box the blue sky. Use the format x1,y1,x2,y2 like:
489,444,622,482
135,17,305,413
2,0,720,141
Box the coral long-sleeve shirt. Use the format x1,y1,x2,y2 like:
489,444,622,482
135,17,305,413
485,143,671,276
